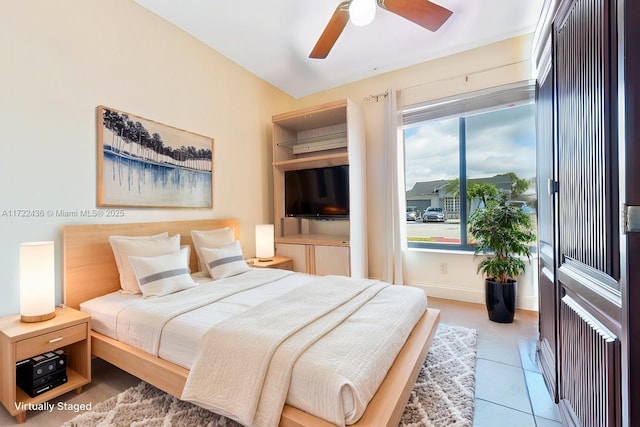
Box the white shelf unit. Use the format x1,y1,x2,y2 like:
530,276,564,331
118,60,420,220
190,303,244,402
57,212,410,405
272,99,367,278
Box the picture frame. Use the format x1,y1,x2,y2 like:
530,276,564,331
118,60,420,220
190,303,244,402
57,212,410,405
97,106,214,208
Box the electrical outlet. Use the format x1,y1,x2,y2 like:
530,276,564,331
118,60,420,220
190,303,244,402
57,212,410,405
440,262,448,274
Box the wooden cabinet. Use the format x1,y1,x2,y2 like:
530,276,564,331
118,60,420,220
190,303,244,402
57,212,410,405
274,243,307,273
272,99,367,278
314,245,350,276
276,238,350,276
0,307,91,423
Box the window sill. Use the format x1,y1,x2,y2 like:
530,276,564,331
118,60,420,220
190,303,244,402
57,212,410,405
407,246,473,256
407,245,540,260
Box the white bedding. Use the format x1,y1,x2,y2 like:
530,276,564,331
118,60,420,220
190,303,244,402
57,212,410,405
80,268,427,426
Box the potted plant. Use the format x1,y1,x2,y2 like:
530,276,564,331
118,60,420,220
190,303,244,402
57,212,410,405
468,193,536,323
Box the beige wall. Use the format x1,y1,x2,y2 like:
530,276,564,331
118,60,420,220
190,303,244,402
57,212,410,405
0,0,294,316
294,34,538,310
0,0,537,316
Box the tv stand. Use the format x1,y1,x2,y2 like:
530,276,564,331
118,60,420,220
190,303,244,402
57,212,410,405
272,99,367,278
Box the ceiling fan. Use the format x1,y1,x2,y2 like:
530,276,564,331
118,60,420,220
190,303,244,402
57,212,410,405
309,0,453,59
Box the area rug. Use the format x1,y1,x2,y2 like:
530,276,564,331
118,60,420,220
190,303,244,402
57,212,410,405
62,323,477,427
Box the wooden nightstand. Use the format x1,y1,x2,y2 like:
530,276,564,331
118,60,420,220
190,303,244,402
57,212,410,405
246,256,293,271
0,307,91,423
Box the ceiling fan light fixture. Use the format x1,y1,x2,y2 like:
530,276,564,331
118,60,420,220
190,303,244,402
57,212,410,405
349,0,376,26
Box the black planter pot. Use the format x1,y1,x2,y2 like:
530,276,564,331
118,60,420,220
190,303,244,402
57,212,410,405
485,279,517,323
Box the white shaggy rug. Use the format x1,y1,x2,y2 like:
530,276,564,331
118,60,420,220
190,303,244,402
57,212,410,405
62,324,477,427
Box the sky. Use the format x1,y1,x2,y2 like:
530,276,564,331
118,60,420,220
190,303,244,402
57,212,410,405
403,103,536,191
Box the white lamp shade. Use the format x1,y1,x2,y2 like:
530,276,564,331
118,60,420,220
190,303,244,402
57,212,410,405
255,224,275,259
20,241,56,322
350,0,376,26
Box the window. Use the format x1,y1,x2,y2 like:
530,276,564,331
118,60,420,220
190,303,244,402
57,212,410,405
403,82,537,249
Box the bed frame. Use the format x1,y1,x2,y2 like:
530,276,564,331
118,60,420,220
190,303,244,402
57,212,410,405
62,219,440,427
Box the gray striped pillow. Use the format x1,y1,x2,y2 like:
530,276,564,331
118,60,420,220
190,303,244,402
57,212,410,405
129,246,196,297
201,241,249,279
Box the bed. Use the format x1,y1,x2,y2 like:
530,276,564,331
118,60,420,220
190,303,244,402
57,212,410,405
62,219,440,427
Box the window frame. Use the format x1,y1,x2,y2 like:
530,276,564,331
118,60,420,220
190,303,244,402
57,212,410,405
402,81,537,251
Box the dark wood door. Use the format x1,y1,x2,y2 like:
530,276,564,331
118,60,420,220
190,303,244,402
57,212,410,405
536,62,558,402
536,0,640,424
622,2,640,425
554,0,622,425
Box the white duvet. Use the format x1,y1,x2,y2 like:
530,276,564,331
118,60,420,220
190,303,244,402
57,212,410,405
83,269,427,427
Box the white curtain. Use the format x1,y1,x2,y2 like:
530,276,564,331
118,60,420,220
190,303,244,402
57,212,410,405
381,88,407,285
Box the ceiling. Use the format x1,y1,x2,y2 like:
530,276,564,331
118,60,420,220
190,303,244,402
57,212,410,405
133,0,544,99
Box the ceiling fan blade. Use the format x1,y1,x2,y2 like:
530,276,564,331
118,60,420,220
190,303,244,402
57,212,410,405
379,0,453,31
309,1,350,59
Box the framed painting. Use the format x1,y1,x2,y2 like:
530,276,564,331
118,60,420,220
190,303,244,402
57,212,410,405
97,106,214,208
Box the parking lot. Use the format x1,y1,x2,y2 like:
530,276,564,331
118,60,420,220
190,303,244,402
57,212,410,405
406,219,462,242
406,215,538,243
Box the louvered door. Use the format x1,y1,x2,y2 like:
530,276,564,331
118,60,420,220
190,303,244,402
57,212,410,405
554,0,622,425
536,58,558,402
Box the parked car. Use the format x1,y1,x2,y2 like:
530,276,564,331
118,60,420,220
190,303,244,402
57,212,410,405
507,200,536,215
423,206,446,222
406,206,421,221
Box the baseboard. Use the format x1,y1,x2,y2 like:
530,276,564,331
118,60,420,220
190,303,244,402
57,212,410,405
517,295,539,311
409,282,539,311
409,282,484,305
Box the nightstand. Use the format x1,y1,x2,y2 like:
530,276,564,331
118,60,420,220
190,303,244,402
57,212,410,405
246,256,293,271
0,307,91,423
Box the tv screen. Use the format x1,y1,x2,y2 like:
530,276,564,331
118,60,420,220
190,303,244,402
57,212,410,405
285,165,349,218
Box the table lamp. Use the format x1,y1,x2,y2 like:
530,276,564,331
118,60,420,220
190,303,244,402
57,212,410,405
255,224,274,262
20,241,56,323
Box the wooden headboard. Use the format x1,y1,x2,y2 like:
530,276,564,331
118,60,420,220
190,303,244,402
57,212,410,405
62,219,240,310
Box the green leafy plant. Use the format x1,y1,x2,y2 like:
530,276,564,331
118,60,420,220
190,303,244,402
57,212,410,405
468,193,536,283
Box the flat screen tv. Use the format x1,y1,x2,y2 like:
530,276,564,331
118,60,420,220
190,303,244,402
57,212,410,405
285,165,349,219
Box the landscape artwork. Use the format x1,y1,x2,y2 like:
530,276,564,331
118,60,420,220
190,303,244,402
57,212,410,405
97,106,213,208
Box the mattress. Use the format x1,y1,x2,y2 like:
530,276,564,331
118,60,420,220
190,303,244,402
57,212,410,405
80,269,427,426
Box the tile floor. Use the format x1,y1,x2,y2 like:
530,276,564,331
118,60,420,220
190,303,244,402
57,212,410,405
0,297,561,426
427,297,562,427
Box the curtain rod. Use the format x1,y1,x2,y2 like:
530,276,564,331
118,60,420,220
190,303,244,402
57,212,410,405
400,59,530,92
363,91,388,102
362,59,529,102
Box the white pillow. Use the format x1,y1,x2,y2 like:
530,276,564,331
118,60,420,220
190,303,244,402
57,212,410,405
201,241,250,279
191,227,235,274
128,247,196,298
109,234,180,294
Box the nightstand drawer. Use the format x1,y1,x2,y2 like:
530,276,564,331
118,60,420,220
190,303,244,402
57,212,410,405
15,323,86,361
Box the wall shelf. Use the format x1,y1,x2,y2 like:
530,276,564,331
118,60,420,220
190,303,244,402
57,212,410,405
276,233,349,247
272,153,349,170
277,131,348,152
